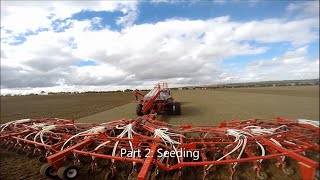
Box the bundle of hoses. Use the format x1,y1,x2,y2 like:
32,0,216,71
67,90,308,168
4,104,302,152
206,124,290,171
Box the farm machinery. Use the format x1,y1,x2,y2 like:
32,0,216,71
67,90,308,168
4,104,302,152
134,82,181,116
0,116,319,180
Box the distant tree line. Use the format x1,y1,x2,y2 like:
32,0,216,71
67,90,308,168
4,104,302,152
1,79,318,97
175,78,319,90
1,89,152,97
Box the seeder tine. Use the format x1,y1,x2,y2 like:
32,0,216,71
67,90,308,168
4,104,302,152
0,117,319,180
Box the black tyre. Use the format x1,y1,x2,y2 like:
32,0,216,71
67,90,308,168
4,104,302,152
167,103,174,115
40,163,57,178
167,102,181,115
174,102,181,115
57,164,79,180
136,104,144,116
168,102,181,115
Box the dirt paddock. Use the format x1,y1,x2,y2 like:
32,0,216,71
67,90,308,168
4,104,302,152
0,86,319,179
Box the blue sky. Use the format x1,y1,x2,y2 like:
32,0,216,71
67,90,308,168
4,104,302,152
138,1,288,22
0,0,319,94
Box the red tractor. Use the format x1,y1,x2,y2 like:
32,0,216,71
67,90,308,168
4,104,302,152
134,82,181,116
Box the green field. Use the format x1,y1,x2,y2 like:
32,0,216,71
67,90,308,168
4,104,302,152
78,86,319,125
1,86,318,124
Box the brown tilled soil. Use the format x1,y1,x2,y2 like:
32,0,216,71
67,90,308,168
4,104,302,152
0,92,133,123
0,86,319,180
0,149,45,180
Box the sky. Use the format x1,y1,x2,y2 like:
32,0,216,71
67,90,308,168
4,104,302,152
0,0,319,95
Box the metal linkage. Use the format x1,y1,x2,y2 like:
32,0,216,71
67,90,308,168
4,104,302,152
0,118,99,160
0,116,319,180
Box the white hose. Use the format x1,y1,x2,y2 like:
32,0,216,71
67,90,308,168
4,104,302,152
94,140,111,151
206,127,279,171
1,119,31,132
297,119,319,128
61,126,106,150
154,128,184,163
33,125,56,144
233,136,247,168
30,123,47,128
109,123,137,166
245,125,286,162
270,138,285,161
283,140,296,145
256,141,265,163
206,129,247,171
24,132,37,139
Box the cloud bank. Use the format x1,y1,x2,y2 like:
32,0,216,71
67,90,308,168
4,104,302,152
1,1,319,94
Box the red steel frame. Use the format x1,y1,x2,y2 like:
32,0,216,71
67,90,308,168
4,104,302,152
135,82,174,114
0,118,99,157
1,115,319,180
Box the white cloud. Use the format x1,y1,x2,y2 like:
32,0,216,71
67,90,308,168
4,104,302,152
213,0,260,6
0,1,319,94
65,65,127,86
0,1,138,34
116,10,138,27
223,47,319,82
287,1,319,16
232,18,318,45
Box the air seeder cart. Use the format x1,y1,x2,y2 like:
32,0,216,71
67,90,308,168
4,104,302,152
134,82,181,116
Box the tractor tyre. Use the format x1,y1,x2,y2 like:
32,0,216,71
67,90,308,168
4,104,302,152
167,103,174,115
174,102,181,115
167,102,181,115
40,163,57,178
136,104,144,116
57,164,79,180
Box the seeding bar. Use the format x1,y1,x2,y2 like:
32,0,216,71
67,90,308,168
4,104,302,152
0,116,319,180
